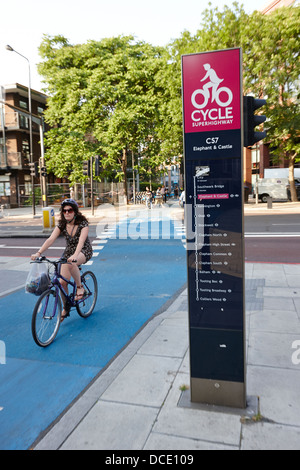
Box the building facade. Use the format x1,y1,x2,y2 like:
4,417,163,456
260,0,296,14
0,83,48,207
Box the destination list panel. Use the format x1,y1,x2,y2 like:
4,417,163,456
185,157,244,331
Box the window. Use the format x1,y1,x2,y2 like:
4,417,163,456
20,115,29,129
19,100,28,110
22,139,30,158
24,175,31,195
0,176,10,196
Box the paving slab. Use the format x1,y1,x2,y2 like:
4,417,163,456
241,422,300,450
61,401,158,450
34,262,300,451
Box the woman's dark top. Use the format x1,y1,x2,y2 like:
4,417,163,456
59,220,93,263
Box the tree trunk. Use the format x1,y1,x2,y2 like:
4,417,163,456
289,155,297,202
131,150,136,204
122,148,128,204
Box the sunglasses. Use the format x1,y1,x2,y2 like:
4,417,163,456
63,208,74,214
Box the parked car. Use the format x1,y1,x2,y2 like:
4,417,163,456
254,178,289,203
287,179,300,201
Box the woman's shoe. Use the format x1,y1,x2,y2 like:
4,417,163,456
75,285,85,301
61,304,71,322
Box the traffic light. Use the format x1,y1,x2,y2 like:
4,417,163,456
243,96,267,147
40,166,47,177
94,155,102,177
29,162,39,177
83,160,91,177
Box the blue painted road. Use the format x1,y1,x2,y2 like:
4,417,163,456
0,211,186,450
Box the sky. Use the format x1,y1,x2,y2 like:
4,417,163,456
0,0,268,94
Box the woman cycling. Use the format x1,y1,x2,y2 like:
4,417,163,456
31,199,93,321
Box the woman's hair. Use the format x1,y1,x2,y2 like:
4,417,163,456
58,202,88,231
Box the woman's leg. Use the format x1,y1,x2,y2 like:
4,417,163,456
69,253,87,300
60,264,72,321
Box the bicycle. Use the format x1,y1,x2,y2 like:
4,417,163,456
31,256,98,347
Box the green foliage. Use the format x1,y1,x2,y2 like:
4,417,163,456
38,4,300,198
163,3,299,173
38,35,165,189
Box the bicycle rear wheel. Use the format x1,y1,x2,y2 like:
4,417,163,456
32,289,62,347
76,271,98,318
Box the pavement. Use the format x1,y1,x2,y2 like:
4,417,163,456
1,201,300,450
29,262,299,451
244,198,300,215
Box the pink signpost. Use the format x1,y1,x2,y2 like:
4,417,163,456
182,48,246,408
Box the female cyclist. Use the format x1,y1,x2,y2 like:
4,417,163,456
31,199,93,321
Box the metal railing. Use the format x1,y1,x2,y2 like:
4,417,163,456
0,152,22,168
0,111,39,132
17,182,125,207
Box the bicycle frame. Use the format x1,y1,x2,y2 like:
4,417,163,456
52,269,77,305
37,257,89,319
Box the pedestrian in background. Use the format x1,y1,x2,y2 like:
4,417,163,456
161,185,166,203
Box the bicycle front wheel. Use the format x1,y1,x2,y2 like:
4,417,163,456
76,271,98,318
32,289,62,347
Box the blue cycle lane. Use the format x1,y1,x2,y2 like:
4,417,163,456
0,210,187,450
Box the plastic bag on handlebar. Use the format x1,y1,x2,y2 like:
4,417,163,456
25,262,50,296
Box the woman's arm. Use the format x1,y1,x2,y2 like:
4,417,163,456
31,226,61,260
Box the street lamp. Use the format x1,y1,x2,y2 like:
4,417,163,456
5,45,35,216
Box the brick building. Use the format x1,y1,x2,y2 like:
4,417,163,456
260,0,296,14
0,83,48,207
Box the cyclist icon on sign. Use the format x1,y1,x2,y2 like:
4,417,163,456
201,64,224,102
191,63,233,109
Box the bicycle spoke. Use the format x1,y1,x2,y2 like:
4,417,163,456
32,290,61,347
76,271,98,318
36,315,53,340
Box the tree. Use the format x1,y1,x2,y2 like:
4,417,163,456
38,35,165,200
39,4,299,202
245,7,299,200
90,39,165,200
159,2,300,198
157,2,248,163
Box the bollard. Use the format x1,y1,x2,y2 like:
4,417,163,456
267,196,273,209
42,207,55,232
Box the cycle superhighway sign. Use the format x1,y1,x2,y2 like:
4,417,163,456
181,48,246,409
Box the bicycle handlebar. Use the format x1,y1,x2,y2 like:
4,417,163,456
31,256,70,266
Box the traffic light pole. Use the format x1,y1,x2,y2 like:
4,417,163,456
39,123,48,208
255,143,259,205
39,158,48,208
83,156,102,215
90,156,94,216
